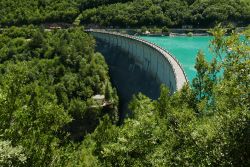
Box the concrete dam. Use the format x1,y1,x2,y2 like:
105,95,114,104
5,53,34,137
87,30,188,118
88,30,187,91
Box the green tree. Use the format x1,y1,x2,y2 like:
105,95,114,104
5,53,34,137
0,140,27,167
192,50,209,101
162,26,170,35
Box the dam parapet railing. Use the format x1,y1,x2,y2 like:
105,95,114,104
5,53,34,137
86,29,188,91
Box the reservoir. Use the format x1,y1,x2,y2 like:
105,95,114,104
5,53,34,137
139,36,213,81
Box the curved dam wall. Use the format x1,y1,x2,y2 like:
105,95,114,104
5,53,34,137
87,30,188,93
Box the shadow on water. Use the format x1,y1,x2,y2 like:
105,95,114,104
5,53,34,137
96,40,160,122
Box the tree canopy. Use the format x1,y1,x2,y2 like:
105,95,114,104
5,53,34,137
0,26,118,166
0,0,249,28
0,0,249,166
79,0,250,28
0,24,249,166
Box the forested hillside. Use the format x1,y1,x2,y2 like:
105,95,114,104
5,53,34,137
0,0,249,166
0,0,249,28
80,0,250,28
0,0,79,26
0,0,132,26
0,26,118,166
0,25,249,166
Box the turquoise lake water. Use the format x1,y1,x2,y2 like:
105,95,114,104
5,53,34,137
139,36,214,81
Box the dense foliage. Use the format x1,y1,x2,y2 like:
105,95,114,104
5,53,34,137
0,0,249,166
0,0,132,27
0,0,249,28
80,0,250,28
0,26,118,166
0,0,79,26
0,25,249,166
78,0,133,10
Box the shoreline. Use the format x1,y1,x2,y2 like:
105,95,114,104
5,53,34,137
138,33,210,37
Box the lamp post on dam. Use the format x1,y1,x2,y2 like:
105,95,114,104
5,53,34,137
86,29,188,93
